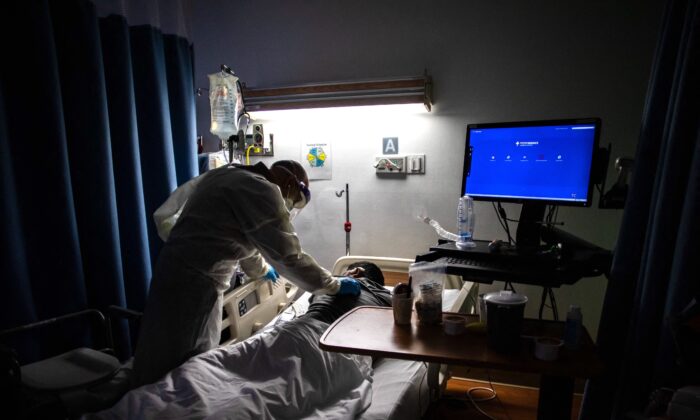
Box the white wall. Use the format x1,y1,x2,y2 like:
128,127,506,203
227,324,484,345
189,0,663,338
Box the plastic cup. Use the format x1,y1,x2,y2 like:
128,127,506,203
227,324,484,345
415,283,442,325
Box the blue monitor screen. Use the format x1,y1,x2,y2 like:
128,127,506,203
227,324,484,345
463,119,599,205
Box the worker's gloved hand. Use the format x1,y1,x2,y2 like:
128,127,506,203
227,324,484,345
262,264,279,283
336,277,361,296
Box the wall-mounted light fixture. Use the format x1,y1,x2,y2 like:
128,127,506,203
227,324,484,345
242,72,433,112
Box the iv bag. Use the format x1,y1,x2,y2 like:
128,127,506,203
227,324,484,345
208,72,243,141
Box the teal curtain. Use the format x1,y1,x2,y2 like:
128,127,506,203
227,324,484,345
581,0,700,417
0,0,197,362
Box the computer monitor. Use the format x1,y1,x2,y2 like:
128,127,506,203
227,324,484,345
462,118,601,250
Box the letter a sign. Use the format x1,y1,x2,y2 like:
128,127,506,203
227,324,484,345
383,137,398,154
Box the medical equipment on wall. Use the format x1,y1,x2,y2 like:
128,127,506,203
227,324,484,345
374,155,425,174
335,183,351,255
242,124,274,164
375,156,406,173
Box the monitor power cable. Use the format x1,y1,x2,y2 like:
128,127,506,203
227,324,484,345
492,202,515,245
538,287,559,320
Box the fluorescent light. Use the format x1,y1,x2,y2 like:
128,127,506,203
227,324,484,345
250,103,428,122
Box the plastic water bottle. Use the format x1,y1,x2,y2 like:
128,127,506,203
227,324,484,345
564,305,583,349
456,195,476,249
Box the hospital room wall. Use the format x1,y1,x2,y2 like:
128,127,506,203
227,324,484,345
188,0,664,339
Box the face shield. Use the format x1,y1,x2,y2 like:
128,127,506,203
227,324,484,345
296,181,311,208
285,180,311,221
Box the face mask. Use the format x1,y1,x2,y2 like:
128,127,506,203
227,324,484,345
285,182,309,221
284,197,296,212
276,165,311,212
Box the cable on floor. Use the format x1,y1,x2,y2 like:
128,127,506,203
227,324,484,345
467,386,498,419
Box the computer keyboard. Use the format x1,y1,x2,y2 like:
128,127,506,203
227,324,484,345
442,256,513,270
443,256,503,268
435,252,567,286
437,256,521,278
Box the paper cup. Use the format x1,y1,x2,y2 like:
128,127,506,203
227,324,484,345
534,337,564,361
392,295,413,325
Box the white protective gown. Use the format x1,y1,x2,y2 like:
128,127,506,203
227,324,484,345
133,164,339,385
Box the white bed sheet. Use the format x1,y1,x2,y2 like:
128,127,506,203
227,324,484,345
87,318,374,419
361,358,429,420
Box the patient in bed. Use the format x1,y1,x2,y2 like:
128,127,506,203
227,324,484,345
89,262,394,420
302,261,391,325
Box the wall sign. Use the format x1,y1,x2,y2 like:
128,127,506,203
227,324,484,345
383,137,399,154
302,141,332,180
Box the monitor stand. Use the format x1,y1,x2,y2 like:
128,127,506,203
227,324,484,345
516,202,546,254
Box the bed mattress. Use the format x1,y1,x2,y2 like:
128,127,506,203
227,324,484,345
361,358,429,420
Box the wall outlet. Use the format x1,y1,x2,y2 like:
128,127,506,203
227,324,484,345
406,154,426,174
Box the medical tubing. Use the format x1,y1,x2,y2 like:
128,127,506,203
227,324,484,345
245,145,255,165
418,215,460,242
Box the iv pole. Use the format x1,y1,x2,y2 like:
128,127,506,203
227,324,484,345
335,184,351,255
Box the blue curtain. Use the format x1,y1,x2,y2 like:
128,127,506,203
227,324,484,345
0,0,197,362
581,0,700,417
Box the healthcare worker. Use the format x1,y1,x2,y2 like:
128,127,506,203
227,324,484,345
132,160,361,385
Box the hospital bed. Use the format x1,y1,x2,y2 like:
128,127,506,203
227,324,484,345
89,256,475,419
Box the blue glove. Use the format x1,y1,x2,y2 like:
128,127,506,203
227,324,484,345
262,265,279,283
336,277,361,296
